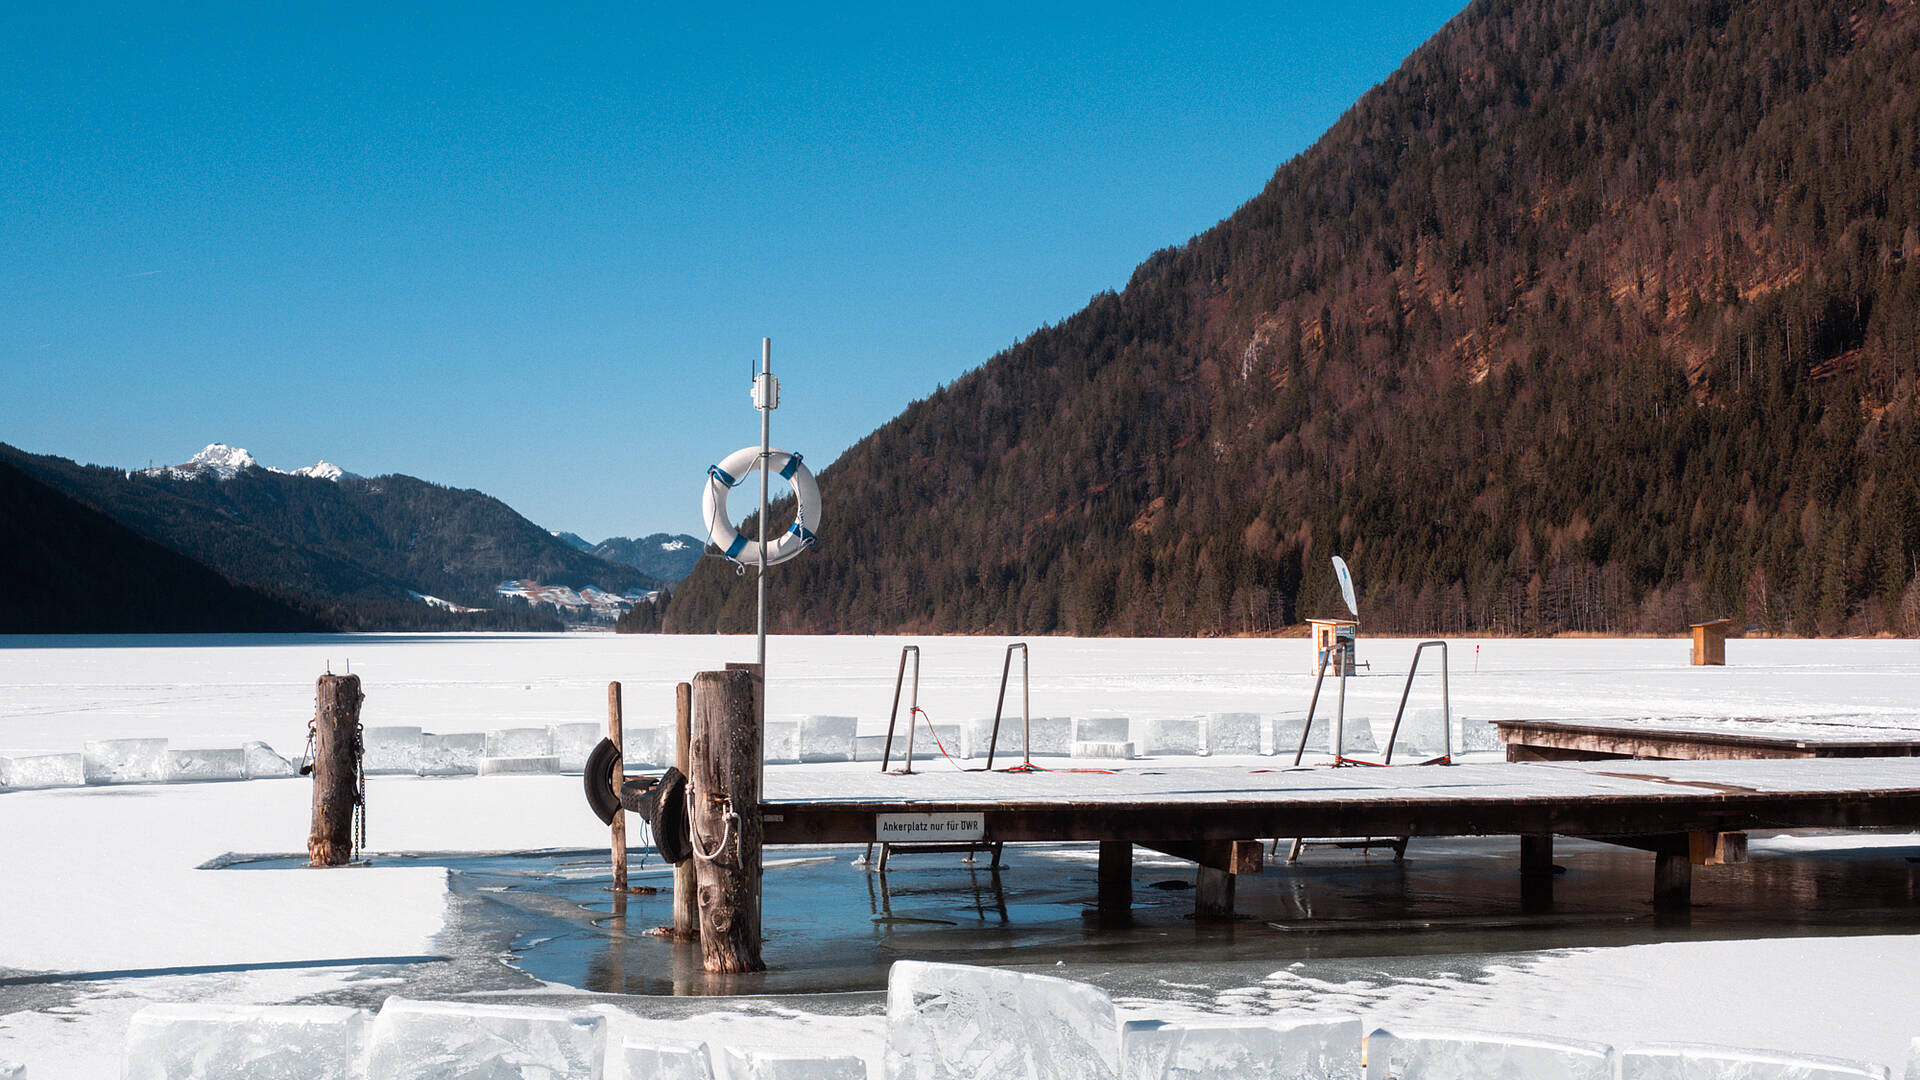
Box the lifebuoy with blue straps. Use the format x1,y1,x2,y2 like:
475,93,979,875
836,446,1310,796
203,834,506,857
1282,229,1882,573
702,445,821,567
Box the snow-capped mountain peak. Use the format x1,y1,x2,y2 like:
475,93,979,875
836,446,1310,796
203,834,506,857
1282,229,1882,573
140,444,358,482
292,460,355,482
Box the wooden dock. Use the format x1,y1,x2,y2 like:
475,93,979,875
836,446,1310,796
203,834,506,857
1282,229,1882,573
758,758,1920,918
1497,718,1920,762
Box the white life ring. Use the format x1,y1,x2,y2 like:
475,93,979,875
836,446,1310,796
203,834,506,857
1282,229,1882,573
702,445,822,567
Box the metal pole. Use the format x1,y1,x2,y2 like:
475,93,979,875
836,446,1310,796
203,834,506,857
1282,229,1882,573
757,338,770,670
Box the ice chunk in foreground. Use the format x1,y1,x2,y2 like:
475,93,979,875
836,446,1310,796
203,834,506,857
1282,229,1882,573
1620,1044,1890,1080
0,752,86,790
620,1035,716,1080
419,732,486,776
765,719,801,763
164,747,247,782
1389,708,1450,759
361,726,423,775
1072,716,1130,744
0,1059,21,1078
1905,1037,1920,1080
1025,717,1072,756
1138,716,1203,755
724,1045,868,1079
1124,1014,1361,1080
83,738,168,784
800,715,858,762
243,740,296,778
1365,1027,1614,1080
885,960,1121,1080
1206,712,1262,755
549,722,601,771
121,1002,366,1080
1456,715,1501,753
363,998,604,1079
487,727,552,759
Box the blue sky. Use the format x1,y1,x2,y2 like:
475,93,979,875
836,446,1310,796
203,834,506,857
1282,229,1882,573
3,2,1464,542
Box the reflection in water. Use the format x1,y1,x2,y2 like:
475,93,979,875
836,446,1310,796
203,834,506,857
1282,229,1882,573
224,836,1920,997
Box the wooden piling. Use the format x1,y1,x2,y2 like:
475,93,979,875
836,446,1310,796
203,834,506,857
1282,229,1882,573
308,673,363,868
673,680,698,939
1194,866,1236,921
1097,840,1132,924
608,682,627,898
1654,848,1693,908
690,667,764,973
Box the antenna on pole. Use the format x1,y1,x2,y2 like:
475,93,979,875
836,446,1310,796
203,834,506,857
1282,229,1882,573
755,337,773,669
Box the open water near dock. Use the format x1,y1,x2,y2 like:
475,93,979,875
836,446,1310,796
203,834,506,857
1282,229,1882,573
226,834,1920,1001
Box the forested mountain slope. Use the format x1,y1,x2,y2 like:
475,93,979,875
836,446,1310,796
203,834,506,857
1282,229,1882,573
664,0,1920,637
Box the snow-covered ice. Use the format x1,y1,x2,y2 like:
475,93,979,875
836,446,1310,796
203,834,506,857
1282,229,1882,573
82,737,168,783
1364,1028,1616,1080
724,1044,868,1079
362,998,605,1079
120,1003,366,1080
620,1035,717,1080
885,960,1121,1080
1123,1015,1361,1080
1620,1044,1891,1080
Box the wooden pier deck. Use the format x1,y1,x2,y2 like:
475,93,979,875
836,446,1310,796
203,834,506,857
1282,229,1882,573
758,758,1920,918
1496,718,1920,762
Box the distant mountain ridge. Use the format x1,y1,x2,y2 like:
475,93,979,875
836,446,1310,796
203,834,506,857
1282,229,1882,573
0,459,322,634
589,533,703,584
659,0,1920,638
2,442,664,630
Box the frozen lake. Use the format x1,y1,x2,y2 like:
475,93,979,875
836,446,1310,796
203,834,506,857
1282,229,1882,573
3,632,1920,1076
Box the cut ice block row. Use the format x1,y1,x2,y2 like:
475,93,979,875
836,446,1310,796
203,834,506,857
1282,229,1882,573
83,738,168,784
363,997,605,1079
1124,1014,1361,1080
800,715,858,762
164,747,247,782
1138,716,1203,755
1906,1037,1920,1080
854,734,889,762
549,722,602,772
1025,717,1072,756
963,716,1023,761
1073,741,1135,760
765,720,801,763
885,960,1121,1080
1072,716,1131,744
0,752,86,790
622,726,673,769
121,1002,367,1080
419,733,487,776
1365,1027,1615,1080
724,1045,868,1079
486,727,552,759
361,726,423,775
621,1035,717,1079
1334,717,1379,756
0,1058,19,1078
1206,712,1262,755
243,740,296,778
1456,715,1502,753
1620,1044,1891,1080
892,723,965,761
1388,708,1450,759
478,756,560,775
1271,715,1312,757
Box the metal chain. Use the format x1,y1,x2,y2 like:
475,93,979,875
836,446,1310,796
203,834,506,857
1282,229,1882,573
352,720,366,858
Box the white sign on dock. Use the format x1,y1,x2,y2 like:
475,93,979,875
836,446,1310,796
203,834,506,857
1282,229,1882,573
875,812,986,843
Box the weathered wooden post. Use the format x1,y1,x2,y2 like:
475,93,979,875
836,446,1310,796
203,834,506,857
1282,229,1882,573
308,673,363,868
690,666,763,973
608,682,627,902
673,680,699,939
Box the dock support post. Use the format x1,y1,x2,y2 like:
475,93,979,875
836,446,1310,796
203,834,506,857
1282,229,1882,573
691,667,764,973
673,681,698,939
608,682,626,900
1195,867,1236,922
307,673,363,868
1654,849,1692,909
1519,833,1554,909
1097,841,1132,924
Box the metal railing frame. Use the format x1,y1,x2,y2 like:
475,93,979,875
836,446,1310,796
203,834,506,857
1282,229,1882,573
881,645,921,774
